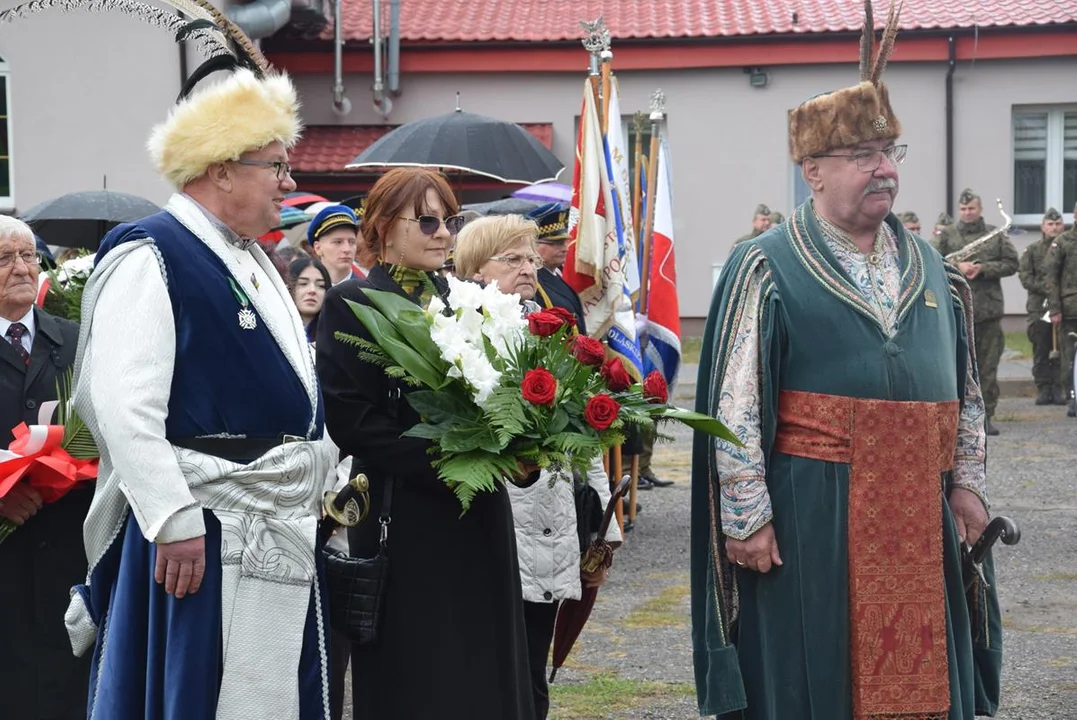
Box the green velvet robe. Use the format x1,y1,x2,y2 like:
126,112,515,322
690,205,1003,719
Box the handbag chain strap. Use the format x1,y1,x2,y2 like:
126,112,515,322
379,378,401,549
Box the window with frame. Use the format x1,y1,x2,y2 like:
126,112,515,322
1012,107,1077,225
0,59,11,211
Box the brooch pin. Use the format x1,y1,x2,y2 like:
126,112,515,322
872,115,888,133
228,277,258,330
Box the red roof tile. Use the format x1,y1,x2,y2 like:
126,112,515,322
291,123,554,173
325,0,1077,42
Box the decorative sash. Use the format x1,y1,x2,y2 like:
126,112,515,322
775,390,957,720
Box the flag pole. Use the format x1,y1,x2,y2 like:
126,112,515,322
581,17,624,535
639,90,665,315
632,112,645,248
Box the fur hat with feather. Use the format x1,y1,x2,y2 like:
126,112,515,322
789,0,903,164
148,68,301,188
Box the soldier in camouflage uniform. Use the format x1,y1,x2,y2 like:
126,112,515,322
733,203,772,245
1018,208,1066,405
1045,200,1077,417
930,212,953,250
898,210,921,236
935,188,1019,434
768,210,785,226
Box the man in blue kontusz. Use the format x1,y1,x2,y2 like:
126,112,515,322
66,67,336,718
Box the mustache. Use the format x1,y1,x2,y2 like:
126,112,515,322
865,178,897,195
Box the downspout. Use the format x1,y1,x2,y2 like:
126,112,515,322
331,0,351,115
226,0,291,39
178,19,189,90
387,0,400,95
371,0,391,117
945,35,956,217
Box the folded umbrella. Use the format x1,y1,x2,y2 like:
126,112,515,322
548,474,632,683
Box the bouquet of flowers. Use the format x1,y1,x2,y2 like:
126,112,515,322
39,251,95,323
0,370,98,544
337,275,737,512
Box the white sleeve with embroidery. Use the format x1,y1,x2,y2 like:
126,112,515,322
712,262,773,540
952,341,989,508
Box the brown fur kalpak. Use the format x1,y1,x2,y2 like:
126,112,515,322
789,0,904,163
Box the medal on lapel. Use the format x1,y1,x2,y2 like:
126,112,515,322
228,277,258,330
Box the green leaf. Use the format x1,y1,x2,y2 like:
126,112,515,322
658,407,743,446
345,300,444,389
441,424,503,454
542,431,603,460
404,389,481,425
361,289,446,368
548,408,570,435
432,451,519,513
401,423,451,442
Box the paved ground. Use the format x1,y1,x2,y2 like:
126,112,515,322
548,396,1077,719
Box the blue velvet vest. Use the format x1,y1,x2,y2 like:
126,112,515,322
97,210,322,440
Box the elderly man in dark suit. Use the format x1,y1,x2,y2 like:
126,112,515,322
0,215,87,719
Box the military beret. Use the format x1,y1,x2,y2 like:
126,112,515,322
754,203,771,218
1044,207,1063,221
936,212,953,226
898,211,919,224
307,204,359,244
958,188,980,205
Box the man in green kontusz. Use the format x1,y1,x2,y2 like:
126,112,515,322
689,2,1003,718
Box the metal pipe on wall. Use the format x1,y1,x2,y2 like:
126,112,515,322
332,0,351,115
226,0,291,39
387,0,400,94
371,0,391,116
945,35,956,217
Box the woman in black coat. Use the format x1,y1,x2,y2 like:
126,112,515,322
316,167,535,720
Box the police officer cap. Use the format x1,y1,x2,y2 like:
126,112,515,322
898,211,919,224
526,202,570,242
754,203,771,218
1044,207,1062,221
958,188,980,205
308,204,359,244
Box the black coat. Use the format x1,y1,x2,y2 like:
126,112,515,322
316,265,535,720
0,308,91,720
537,267,588,335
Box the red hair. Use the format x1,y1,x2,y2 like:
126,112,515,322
362,167,460,255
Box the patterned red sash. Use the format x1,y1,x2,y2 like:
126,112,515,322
775,390,957,720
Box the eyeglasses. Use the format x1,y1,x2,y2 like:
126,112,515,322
812,144,907,172
398,215,467,236
489,253,542,270
234,158,293,180
0,251,42,269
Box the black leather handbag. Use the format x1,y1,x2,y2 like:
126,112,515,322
323,476,393,646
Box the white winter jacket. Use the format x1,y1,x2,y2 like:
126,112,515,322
507,455,622,604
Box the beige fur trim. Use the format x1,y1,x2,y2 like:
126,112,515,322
147,69,302,188
788,81,901,163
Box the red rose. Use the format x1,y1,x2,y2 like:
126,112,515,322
569,335,606,366
521,367,557,406
600,357,632,392
546,307,578,328
584,394,621,431
643,370,669,404
528,310,568,337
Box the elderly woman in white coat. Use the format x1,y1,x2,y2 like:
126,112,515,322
454,214,623,720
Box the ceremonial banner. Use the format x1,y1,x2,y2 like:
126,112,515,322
642,135,682,389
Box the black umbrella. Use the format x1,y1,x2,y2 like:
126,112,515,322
346,110,564,184
21,190,161,249
462,198,543,216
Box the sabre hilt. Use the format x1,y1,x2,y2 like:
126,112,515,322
324,473,371,529
962,515,1020,590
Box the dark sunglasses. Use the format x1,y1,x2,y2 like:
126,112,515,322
399,214,467,236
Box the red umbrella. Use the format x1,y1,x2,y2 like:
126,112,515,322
548,474,632,682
